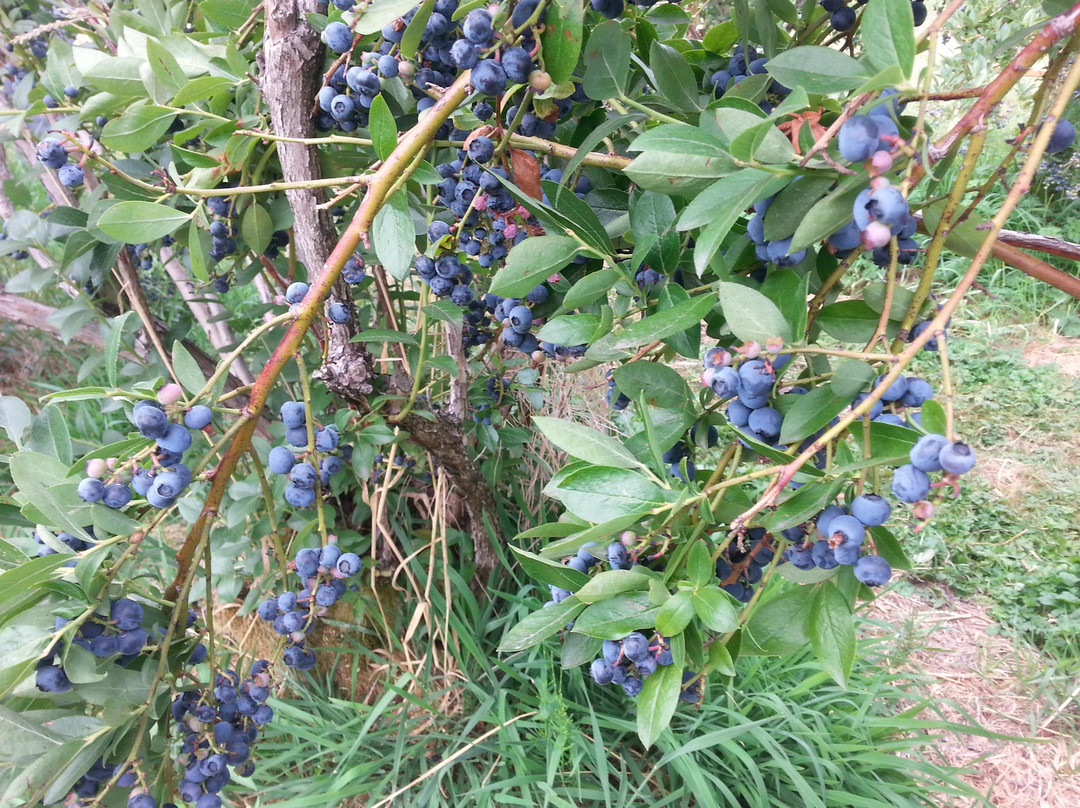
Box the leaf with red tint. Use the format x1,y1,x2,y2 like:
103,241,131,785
510,148,542,200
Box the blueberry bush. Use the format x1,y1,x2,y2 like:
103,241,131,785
0,0,1077,803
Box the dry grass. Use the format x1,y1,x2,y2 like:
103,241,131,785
1022,336,1080,378
868,586,1080,807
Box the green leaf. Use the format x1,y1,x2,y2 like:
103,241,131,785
171,341,205,395
188,218,211,283
849,420,919,459
691,587,739,632
715,281,792,343
145,39,184,95
533,417,641,469
861,0,915,79
372,191,415,282
810,584,855,688
625,126,737,196
535,314,602,346
765,46,872,94
582,20,632,100
82,57,145,97
572,591,661,639
368,94,398,162
28,406,72,466
558,268,618,312
919,399,947,435
629,190,679,273
0,397,32,449
101,105,177,153
790,176,866,252
541,0,585,84
354,0,421,32
546,466,666,523
763,175,836,242
779,386,849,445
759,269,809,344
96,202,191,243
921,199,986,258
488,235,582,298
240,202,273,256
741,586,812,655
509,546,590,590
172,76,233,105
708,640,736,675
704,21,738,54
612,362,690,410
679,169,786,232
498,598,584,652
656,590,695,635
764,478,845,534
649,41,700,112
421,299,462,326
543,182,615,254
636,661,682,749
574,569,651,604
399,0,435,60
863,281,915,322
561,632,602,669
686,540,714,587
817,299,898,343
607,292,718,352
830,359,876,398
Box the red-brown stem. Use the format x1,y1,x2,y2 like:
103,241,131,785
930,2,1080,160
165,71,474,601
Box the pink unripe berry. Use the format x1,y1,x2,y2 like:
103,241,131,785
85,458,108,478
620,530,636,546
861,221,892,249
870,176,891,192
106,457,118,469
504,222,518,239
870,150,894,174
742,340,761,359
157,383,183,405
701,368,718,387
912,500,935,520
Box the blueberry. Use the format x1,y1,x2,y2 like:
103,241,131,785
285,484,316,508
811,541,839,569
726,398,751,427
102,483,133,509
909,433,949,472
467,135,495,164
829,220,862,251
336,552,362,576
911,0,927,25
449,39,479,69
816,504,847,539
747,406,782,440
280,400,306,429
873,374,909,402
590,658,615,684
78,478,106,502
157,423,193,454
257,598,279,620
134,404,169,439
507,305,533,334
837,116,881,162
128,794,156,808
891,464,931,503
830,6,856,30
622,676,643,697
501,47,533,83
866,186,909,226
36,140,67,170
471,60,507,96
900,377,934,408
462,9,493,42
184,405,213,430
834,542,861,565
602,639,621,664
827,515,866,546
323,21,353,53
111,597,144,630
117,627,147,655
36,665,72,692
854,555,892,586
377,54,399,78
58,164,84,187
622,632,649,663
268,446,296,475
285,281,309,304
343,256,366,284
314,426,339,452
851,392,884,420
938,442,976,475
738,359,775,397
710,366,741,399
850,493,891,526
290,462,318,489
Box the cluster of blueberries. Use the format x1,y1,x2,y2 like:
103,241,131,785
36,600,206,694
170,660,273,807
369,449,426,483
204,198,289,293
701,346,790,447
662,423,719,482
892,431,977,503
281,279,353,324
66,759,168,808
256,541,362,668
0,230,29,260
35,137,86,188
76,386,211,511
127,238,175,273
589,631,676,698
267,400,352,508
782,495,895,586
32,523,95,566
715,529,776,602
820,0,928,33
709,45,791,115
316,0,554,134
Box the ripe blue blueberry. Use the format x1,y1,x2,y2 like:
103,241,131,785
462,9,493,43
289,463,318,488
111,597,144,630
827,514,866,546
471,60,507,96
280,400,306,429
322,21,353,53
157,424,193,454
602,639,621,664
184,405,213,430
901,377,934,408
58,164,84,187
938,441,976,474
873,374,909,402
467,135,495,164
838,116,880,162
314,426,339,452
738,359,775,397
286,426,309,447
257,598,279,620
830,6,856,31
854,555,892,586
891,464,931,502
909,433,949,472
816,504,847,539
622,676,643,697
709,366,741,399
102,483,133,509
1045,118,1075,154
285,484,316,508
36,665,72,692
134,404,169,439
811,541,839,569
285,282,309,304
117,628,147,655
268,445,296,474
336,552,362,576
590,658,615,684
77,478,106,502
747,406,782,440
850,493,891,526
866,185,909,226
621,632,650,663
36,140,67,170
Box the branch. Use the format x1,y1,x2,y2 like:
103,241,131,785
991,240,1080,299
166,39,475,602
995,228,1080,262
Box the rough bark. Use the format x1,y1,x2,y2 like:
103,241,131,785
260,0,497,575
